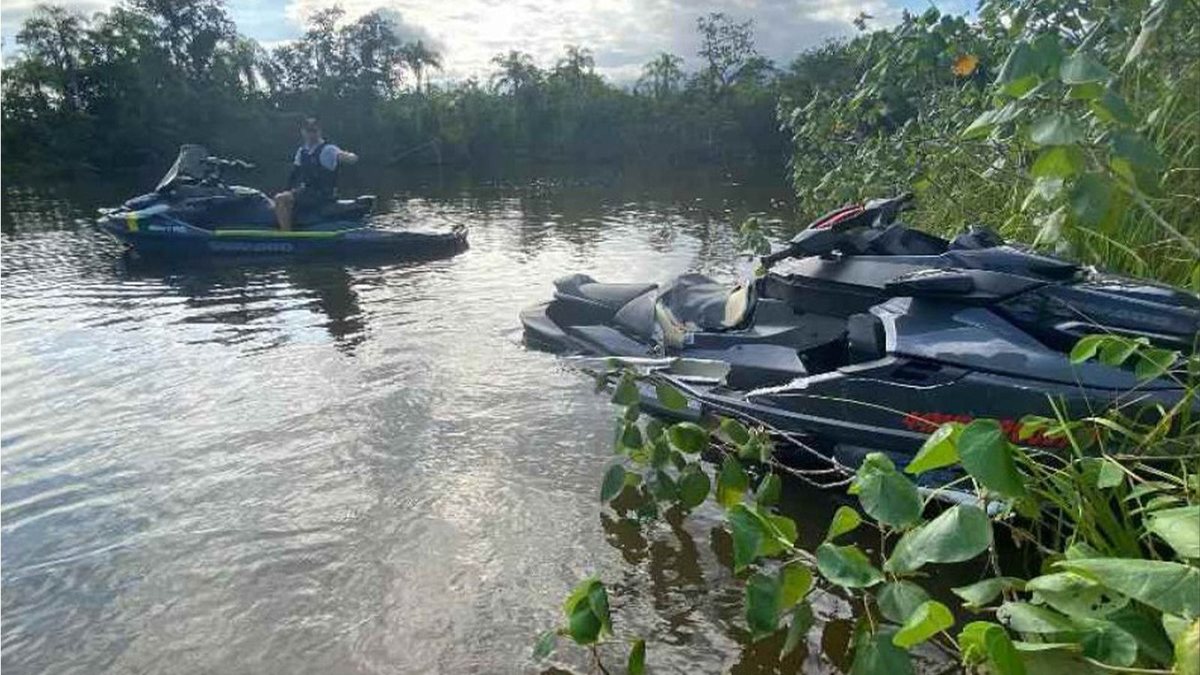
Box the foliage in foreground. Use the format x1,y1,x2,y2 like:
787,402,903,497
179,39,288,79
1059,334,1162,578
781,0,1200,287
537,335,1199,673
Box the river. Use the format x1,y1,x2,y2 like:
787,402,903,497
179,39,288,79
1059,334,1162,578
1,166,958,674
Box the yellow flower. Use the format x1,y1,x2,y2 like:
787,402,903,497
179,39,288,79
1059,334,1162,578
952,54,979,77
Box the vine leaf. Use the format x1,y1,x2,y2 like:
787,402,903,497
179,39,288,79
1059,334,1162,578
824,505,862,542
877,581,930,624
816,543,883,588
893,600,954,648
958,420,1027,499
600,464,626,503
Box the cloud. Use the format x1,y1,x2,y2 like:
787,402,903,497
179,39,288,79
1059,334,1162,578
3,0,918,84
281,0,904,84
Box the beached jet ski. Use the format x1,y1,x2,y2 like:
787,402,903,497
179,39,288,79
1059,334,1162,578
98,144,467,260
522,193,1200,471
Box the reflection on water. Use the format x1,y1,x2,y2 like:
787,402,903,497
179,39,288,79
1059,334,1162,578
2,166,963,674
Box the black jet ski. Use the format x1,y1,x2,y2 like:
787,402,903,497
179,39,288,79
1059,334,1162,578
98,144,467,260
522,193,1200,473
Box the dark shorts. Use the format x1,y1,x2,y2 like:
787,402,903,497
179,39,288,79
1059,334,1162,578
292,186,334,215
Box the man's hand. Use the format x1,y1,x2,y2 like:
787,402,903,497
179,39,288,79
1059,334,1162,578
338,150,359,165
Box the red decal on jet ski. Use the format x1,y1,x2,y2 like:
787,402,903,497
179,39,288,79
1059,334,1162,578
811,205,864,229
903,412,1067,448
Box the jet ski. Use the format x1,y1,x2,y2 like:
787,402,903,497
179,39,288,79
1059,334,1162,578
98,144,468,260
522,193,1200,474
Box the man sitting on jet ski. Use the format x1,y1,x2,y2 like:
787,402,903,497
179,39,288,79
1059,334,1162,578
273,117,359,230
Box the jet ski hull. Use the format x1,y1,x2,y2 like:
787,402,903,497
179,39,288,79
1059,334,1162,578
98,211,468,261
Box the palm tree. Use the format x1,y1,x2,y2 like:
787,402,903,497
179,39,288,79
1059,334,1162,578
554,45,594,90
637,52,684,100
490,50,540,96
401,39,441,94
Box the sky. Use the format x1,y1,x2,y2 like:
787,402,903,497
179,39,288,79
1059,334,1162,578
1,0,972,83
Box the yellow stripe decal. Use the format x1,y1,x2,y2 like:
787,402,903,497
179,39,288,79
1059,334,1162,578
212,228,354,239
125,213,139,232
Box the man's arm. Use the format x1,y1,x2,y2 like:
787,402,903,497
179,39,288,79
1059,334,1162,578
337,149,359,165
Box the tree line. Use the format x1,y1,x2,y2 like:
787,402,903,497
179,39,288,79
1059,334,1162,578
1,1,803,177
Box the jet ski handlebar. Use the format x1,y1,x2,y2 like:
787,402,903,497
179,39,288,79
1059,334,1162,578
761,192,915,267
204,156,255,171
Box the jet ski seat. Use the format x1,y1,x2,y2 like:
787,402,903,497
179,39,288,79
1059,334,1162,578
658,273,755,331
553,274,659,313
296,195,376,226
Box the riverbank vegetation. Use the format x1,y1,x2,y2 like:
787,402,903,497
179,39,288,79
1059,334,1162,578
1,2,786,175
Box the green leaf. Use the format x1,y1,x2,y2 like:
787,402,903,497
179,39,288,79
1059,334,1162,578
533,629,557,660
1069,173,1114,227
1090,90,1134,125
958,420,1027,499
654,381,689,410
600,464,627,502
612,373,640,406
997,41,1042,97
620,422,643,452
717,455,748,508
1059,52,1111,84
963,109,1000,140
778,562,814,613
885,504,992,573
983,625,1026,675
877,581,930,624
850,627,915,675
1147,505,1200,559
825,505,863,542
1070,335,1106,363
746,572,781,639
1096,459,1124,489
1031,145,1086,180
1134,348,1177,381
855,453,922,528
894,600,954,648
1176,620,1200,675
567,601,603,644
1108,605,1175,666
953,577,1026,609
1030,113,1085,146
906,422,962,474
755,473,782,507
627,639,646,675
718,417,751,445
1026,572,1129,619
1099,336,1139,366
1022,177,1065,211
728,504,765,572
816,543,883,588
1080,621,1138,667
782,602,815,657
1110,130,1165,171
1056,558,1200,617
997,602,1078,633
677,466,711,510
588,582,612,636
666,422,708,454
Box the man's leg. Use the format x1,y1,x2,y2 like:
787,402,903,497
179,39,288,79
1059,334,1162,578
274,191,295,231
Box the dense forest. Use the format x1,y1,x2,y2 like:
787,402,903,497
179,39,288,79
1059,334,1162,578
1,2,788,173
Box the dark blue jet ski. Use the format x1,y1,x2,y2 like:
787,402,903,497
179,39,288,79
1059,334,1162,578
98,145,467,260
522,194,1200,475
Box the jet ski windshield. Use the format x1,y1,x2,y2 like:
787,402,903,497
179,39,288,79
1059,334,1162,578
155,144,211,192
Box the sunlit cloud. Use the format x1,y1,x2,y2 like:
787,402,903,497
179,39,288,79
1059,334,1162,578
2,0,937,84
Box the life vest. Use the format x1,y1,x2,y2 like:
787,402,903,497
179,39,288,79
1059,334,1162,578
296,141,337,198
